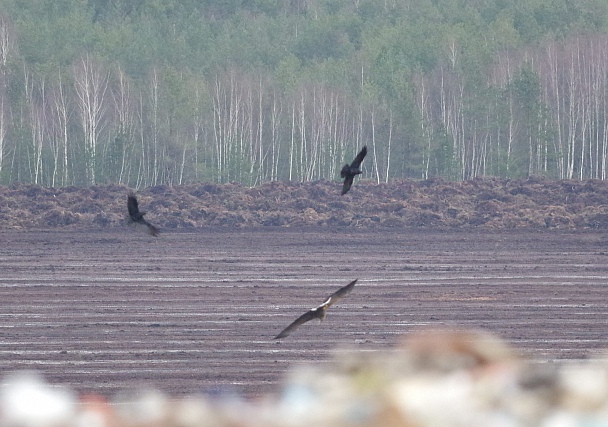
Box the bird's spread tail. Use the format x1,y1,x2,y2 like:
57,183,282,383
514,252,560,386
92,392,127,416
146,223,160,237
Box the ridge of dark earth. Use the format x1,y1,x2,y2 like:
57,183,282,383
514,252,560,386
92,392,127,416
1,177,608,230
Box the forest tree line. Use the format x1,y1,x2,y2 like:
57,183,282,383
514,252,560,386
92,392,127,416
0,0,608,187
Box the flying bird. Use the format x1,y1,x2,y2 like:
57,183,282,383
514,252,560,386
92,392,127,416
274,279,358,339
127,191,160,236
341,146,367,195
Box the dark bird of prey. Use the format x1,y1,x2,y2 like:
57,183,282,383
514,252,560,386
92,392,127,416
127,192,160,236
340,146,367,195
274,279,358,339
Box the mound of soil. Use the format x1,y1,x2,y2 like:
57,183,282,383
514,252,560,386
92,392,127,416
1,177,608,230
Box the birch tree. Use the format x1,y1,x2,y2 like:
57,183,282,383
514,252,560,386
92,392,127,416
0,14,15,179
48,72,72,186
73,55,109,185
109,66,137,184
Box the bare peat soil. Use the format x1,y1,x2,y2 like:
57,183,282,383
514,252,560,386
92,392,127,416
1,228,608,398
3,177,608,230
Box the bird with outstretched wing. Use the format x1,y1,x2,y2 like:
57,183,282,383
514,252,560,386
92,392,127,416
274,279,358,339
340,146,367,195
127,192,160,236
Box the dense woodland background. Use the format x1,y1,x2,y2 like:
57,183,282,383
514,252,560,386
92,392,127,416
0,0,608,188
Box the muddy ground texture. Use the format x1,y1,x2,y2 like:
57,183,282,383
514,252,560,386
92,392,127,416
1,228,608,399
2,178,608,399
2,177,608,230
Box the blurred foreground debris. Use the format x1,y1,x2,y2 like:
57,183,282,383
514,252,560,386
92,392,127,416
2,328,608,427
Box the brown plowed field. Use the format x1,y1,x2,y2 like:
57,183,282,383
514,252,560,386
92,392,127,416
1,228,608,398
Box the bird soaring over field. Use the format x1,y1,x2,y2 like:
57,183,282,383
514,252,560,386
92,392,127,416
127,192,160,236
274,279,358,339
341,146,367,195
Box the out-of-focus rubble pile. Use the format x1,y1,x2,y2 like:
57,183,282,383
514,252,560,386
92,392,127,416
3,328,608,427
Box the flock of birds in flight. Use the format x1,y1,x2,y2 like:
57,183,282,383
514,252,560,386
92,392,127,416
127,146,368,339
